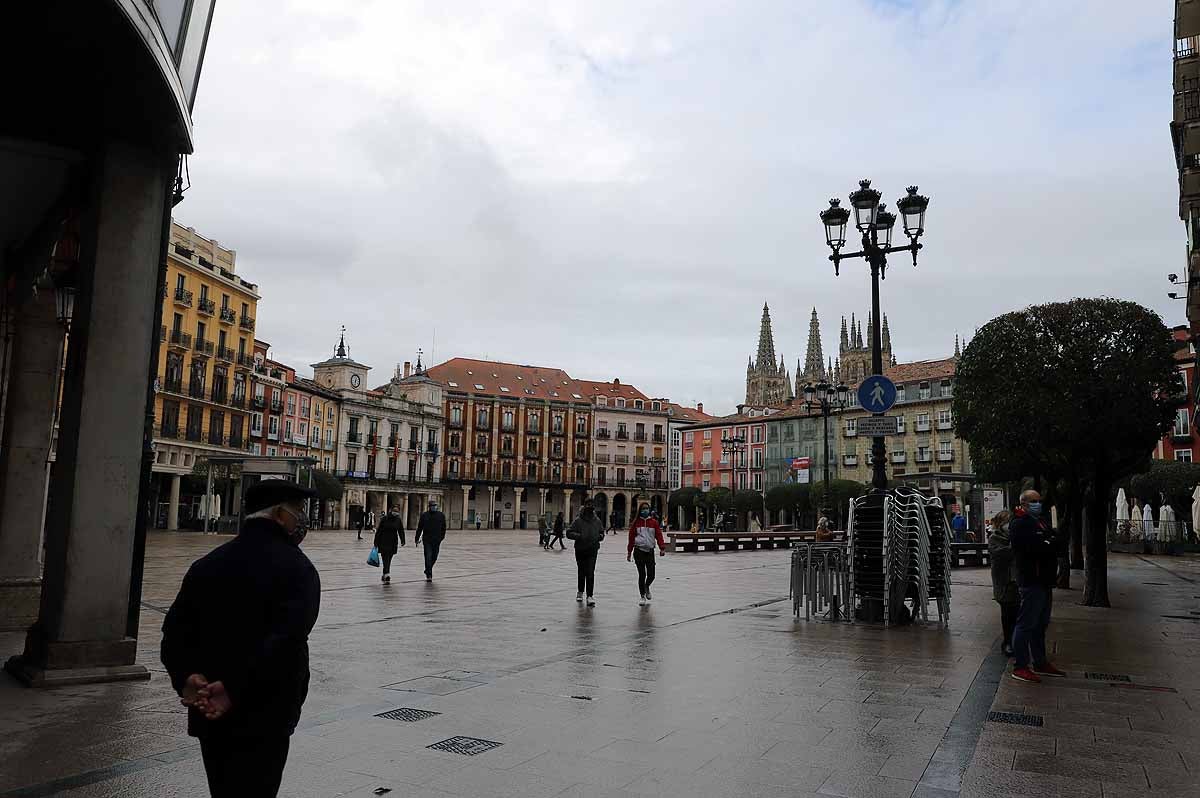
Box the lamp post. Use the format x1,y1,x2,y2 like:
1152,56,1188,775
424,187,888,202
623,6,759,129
802,379,849,518
820,181,930,490
720,429,746,530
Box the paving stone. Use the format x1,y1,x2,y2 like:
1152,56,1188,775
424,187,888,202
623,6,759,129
960,764,1101,798
817,771,918,798
1013,752,1148,787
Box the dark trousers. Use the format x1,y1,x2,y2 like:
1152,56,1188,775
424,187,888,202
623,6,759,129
423,540,442,576
551,532,565,550
381,551,395,576
200,735,290,798
399,527,406,546
634,548,656,595
576,549,597,596
999,601,1019,650
1013,585,1052,669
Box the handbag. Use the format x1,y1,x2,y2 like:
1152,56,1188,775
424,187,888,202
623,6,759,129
367,546,380,567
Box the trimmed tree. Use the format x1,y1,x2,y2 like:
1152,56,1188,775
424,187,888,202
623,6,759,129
668,487,703,528
954,298,1176,607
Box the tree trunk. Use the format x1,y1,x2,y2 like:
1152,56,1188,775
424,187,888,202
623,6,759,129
1070,497,1084,570
1082,479,1111,607
1055,497,1072,589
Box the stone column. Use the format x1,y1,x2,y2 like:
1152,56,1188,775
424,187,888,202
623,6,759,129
564,490,573,522
461,485,470,529
0,290,61,632
487,485,497,528
514,487,524,530
400,493,409,528
539,488,548,517
166,474,181,531
6,140,172,686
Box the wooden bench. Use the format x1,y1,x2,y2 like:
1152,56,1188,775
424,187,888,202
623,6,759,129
667,530,846,553
949,541,990,568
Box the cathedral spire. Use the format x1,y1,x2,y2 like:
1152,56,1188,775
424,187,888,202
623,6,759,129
954,333,961,358
802,307,824,381
840,316,849,350
882,314,892,352
754,303,777,369
866,312,874,349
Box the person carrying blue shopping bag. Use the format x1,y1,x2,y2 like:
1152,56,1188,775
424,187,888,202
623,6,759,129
366,547,380,567
374,507,403,583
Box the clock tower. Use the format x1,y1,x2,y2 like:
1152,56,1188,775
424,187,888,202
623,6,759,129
311,327,371,393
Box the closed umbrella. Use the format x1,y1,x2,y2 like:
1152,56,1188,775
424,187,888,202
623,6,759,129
1131,503,1143,539
1162,504,1177,542
1142,504,1155,540
1115,489,1129,522
1192,485,1200,544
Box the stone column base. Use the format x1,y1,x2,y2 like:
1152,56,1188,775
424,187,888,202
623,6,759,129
5,655,150,687
0,578,41,632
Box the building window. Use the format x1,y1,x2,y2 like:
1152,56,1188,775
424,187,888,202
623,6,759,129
916,413,931,431
502,409,515,430
702,476,711,491
684,431,693,445
451,406,463,425
250,412,263,434
477,408,489,427
896,385,906,402
268,416,279,439
937,409,953,429
703,430,712,442
752,449,762,468
575,414,587,435
528,412,540,433
1175,408,1190,437
325,428,333,447
919,382,931,400
285,419,293,441
684,452,693,465
597,396,607,407
615,398,625,408
267,447,277,457
348,453,357,473
752,426,763,443
327,405,335,423
845,418,857,436
1175,449,1193,462
634,399,643,410
701,451,712,466
896,415,906,434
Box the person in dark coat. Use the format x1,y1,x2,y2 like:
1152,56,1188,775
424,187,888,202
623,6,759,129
374,508,403,583
566,497,605,605
988,510,1019,656
550,511,566,550
161,479,321,798
356,510,366,541
1009,490,1066,683
415,499,447,581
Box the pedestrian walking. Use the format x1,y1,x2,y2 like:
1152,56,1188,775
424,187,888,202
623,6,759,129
566,497,605,606
627,502,666,605
550,511,566,550
160,480,320,798
987,510,1019,656
415,499,447,581
951,512,967,543
1009,490,1067,683
375,507,403,583
356,511,366,541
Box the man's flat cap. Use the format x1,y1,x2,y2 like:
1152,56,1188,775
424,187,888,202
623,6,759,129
245,479,317,514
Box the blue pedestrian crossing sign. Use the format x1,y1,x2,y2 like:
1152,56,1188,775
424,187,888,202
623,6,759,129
858,375,897,413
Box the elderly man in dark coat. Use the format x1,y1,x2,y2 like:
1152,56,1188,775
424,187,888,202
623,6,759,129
161,479,321,798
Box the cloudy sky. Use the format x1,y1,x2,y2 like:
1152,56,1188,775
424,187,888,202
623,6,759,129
182,0,1176,414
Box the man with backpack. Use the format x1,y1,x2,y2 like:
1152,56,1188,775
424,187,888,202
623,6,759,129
627,502,666,606
566,497,604,606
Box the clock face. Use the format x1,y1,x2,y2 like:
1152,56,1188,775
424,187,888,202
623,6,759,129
350,374,361,388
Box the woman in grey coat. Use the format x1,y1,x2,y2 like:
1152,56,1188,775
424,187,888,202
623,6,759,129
988,510,1019,656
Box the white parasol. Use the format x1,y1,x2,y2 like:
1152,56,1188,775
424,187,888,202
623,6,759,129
1131,502,1143,539
1115,489,1129,522
1162,504,1177,542
1192,484,1200,543
1142,503,1156,540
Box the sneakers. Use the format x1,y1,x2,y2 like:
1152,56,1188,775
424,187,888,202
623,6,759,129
576,592,584,602
586,596,596,607
425,573,433,582
1011,666,1042,684
638,596,647,606
1033,662,1067,677
644,589,652,602
382,574,390,583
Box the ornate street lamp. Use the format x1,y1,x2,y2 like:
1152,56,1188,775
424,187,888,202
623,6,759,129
720,430,746,531
802,379,849,517
819,180,930,489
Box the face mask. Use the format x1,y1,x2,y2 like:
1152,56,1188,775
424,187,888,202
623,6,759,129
583,506,594,515
639,509,650,518
280,506,308,546
1026,501,1042,517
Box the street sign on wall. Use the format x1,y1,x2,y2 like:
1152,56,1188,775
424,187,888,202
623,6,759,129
855,416,899,437
857,375,897,413
790,457,811,484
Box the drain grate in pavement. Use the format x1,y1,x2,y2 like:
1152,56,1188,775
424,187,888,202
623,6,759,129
1143,582,1169,586
1084,673,1131,683
986,711,1043,727
428,736,503,756
375,708,441,722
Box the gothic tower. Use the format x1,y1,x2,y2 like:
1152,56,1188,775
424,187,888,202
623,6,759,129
744,303,792,406
838,311,894,385
795,307,827,393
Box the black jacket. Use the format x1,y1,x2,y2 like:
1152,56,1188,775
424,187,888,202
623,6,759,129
161,518,321,739
374,513,403,554
415,509,447,545
553,515,565,535
1009,511,1059,589
566,510,605,554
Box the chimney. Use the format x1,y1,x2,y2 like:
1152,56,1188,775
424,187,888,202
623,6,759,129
696,402,703,413
403,361,412,378
613,378,621,385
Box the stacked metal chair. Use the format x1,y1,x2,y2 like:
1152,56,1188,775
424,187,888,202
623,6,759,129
790,543,851,621
924,497,952,624
847,492,889,623
887,488,931,624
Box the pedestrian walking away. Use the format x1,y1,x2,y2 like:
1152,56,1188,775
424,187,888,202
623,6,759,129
951,511,968,543
550,511,566,550
415,499,447,581
566,497,605,606
160,479,321,798
987,510,1019,656
356,511,366,541
375,507,403,583
1008,490,1067,683
627,502,666,606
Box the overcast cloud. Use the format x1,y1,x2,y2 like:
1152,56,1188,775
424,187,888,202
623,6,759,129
181,0,1176,414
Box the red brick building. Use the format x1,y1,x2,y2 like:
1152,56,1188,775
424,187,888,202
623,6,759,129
1155,325,1198,462
679,414,769,494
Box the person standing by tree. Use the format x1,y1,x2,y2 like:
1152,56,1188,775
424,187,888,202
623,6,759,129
415,499,447,581
374,507,403,584
627,502,666,605
566,497,604,605
1009,490,1066,682
161,480,320,798
988,510,1019,656
550,511,566,550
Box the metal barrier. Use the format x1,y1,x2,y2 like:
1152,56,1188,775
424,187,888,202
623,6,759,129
790,543,851,621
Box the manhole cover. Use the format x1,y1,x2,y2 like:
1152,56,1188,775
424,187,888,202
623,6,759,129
1084,673,1131,683
986,711,1043,727
375,708,441,722
428,736,503,756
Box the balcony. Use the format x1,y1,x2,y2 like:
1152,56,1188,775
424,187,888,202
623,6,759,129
843,456,859,467
615,430,629,440
550,449,565,460
652,433,666,443
193,339,214,357
187,382,206,399
267,429,279,441
185,427,203,442
613,454,630,464
239,314,255,331
168,329,191,350
499,448,516,458
526,425,541,436
594,475,607,486
596,429,611,439
594,454,611,463
1177,35,1199,60
891,452,907,464
237,352,255,369
217,346,235,363
159,424,179,439
159,325,167,342
162,377,183,394
448,418,464,429
633,432,647,442
408,440,421,451
550,426,565,437
211,389,228,404
207,432,226,447
916,453,933,463
270,399,283,413
633,455,648,465
250,425,263,438
229,434,244,449
219,307,237,324
915,423,932,433
347,432,362,445
173,287,193,307
936,420,953,431
937,452,954,463
197,297,216,315
251,395,266,410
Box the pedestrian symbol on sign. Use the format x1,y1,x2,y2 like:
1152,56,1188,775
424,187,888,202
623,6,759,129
857,375,897,414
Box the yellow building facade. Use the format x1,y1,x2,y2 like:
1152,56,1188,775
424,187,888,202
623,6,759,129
151,222,260,529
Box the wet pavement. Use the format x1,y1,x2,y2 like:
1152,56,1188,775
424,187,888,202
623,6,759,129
1,530,1198,797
